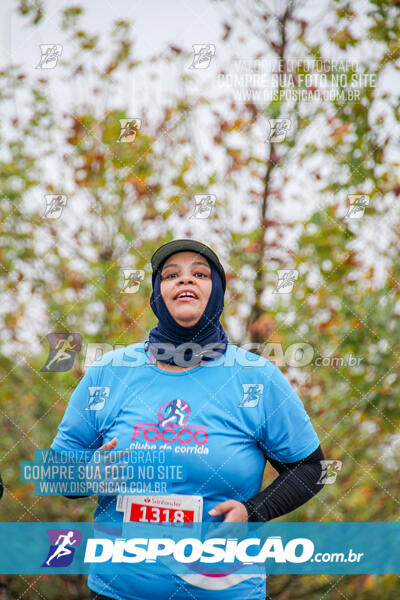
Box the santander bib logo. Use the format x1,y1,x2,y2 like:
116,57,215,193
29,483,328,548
132,399,208,445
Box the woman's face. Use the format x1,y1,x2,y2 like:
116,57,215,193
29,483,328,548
160,251,212,327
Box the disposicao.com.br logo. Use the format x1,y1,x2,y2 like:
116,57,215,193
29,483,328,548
83,536,364,565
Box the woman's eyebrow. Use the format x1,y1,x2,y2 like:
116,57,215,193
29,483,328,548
162,261,210,271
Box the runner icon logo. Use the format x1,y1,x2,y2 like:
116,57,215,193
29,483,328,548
158,399,190,427
86,386,110,411
239,384,264,408
42,529,82,567
40,333,82,372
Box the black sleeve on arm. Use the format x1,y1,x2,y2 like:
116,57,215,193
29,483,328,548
242,444,326,522
63,495,89,499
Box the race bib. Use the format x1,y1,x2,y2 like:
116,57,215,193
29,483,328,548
116,494,203,524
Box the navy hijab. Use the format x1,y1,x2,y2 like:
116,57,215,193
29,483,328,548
149,257,228,366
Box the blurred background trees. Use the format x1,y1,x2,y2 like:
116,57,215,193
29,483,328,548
0,0,399,597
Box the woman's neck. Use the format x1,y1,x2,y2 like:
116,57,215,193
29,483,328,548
145,341,200,371
156,360,197,372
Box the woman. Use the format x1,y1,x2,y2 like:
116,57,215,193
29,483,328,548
51,239,325,600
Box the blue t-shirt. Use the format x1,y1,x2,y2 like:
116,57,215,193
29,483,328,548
51,341,320,600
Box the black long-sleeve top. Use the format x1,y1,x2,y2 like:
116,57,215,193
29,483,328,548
243,444,325,521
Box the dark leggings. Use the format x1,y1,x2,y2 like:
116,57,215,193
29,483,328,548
90,592,116,600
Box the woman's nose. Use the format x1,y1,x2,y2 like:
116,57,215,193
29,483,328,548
179,274,194,283
179,271,194,281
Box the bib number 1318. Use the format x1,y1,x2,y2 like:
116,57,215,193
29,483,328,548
137,505,186,523
130,504,194,523
116,494,203,523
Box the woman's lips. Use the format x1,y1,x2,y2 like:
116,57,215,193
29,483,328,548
174,297,198,302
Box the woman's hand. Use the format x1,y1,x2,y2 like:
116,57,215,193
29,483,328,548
99,437,118,450
208,500,249,522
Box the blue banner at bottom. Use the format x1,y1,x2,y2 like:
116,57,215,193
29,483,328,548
0,522,399,575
